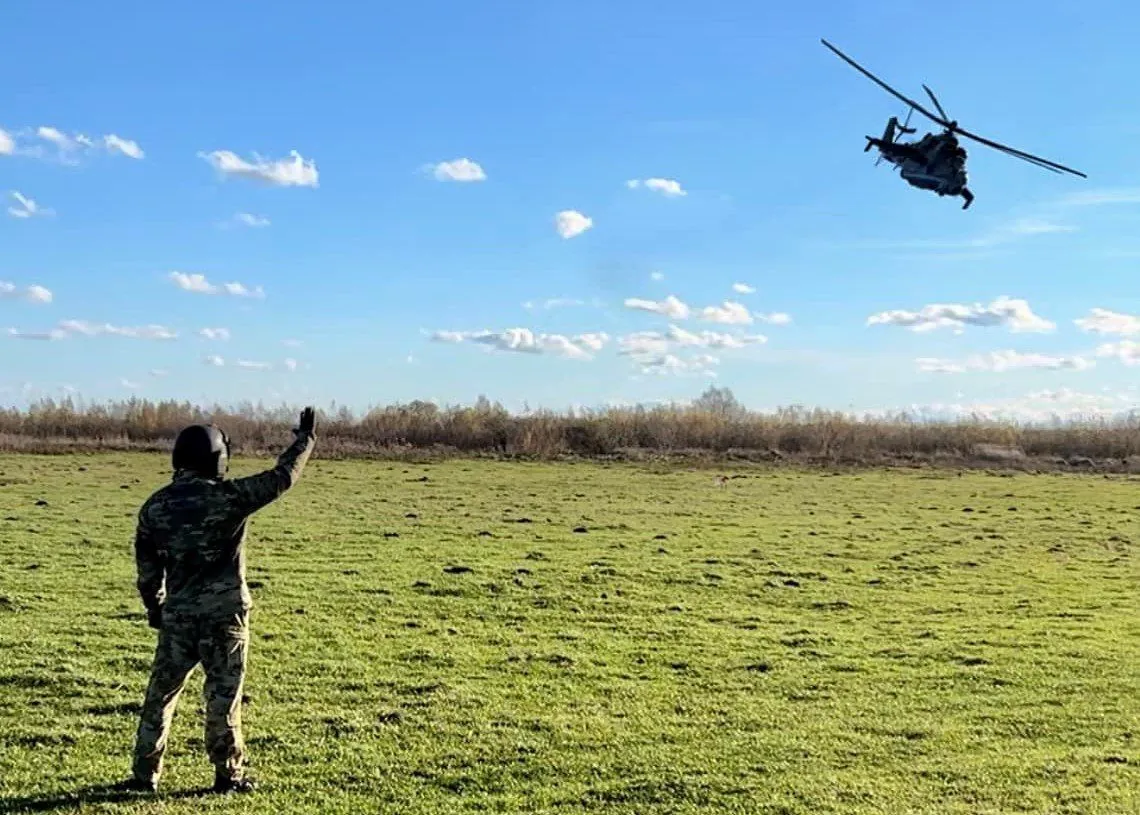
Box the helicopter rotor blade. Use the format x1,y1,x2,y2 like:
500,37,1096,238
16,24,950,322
820,39,950,129
922,84,951,123
952,125,1087,177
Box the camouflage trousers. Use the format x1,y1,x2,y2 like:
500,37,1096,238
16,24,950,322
131,608,250,784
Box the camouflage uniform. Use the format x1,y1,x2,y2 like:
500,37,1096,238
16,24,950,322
130,430,314,787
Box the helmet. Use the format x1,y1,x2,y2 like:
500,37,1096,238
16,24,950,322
172,424,231,479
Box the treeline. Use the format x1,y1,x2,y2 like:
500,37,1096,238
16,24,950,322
3,387,1140,468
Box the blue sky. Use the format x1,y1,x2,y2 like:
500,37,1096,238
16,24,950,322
3,0,1140,420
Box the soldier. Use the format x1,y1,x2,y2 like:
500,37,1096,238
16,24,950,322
119,407,316,795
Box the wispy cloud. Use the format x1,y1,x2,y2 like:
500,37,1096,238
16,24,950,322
757,312,792,325
916,349,1094,374
626,177,687,197
522,297,599,310
7,320,176,341
199,149,318,187
637,353,719,377
169,272,265,298
57,320,177,340
199,327,231,341
1074,307,1140,336
1096,340,1140,365
0,282,52,303
624,295,690,320
6,126,145,163
868,296,1054,334
431,328,607,360
732,282,755,294
226,212,270,229
202,356,293,371
699,300,753,325
429,158,486,182
650,271,665,282
555,210,593,239
7,328,68,341
7,191,52,219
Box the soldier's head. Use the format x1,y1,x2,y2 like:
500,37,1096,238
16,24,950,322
172,423,231,479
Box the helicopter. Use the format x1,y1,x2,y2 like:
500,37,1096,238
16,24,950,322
820,39,1086,209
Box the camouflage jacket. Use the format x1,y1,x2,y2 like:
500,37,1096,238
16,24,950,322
134,431,315,618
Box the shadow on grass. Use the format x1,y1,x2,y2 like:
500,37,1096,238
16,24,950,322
0,782,213,813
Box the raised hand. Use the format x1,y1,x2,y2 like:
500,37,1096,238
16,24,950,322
297,406,316,437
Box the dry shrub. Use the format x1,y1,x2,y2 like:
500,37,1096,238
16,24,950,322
2,395,1140,468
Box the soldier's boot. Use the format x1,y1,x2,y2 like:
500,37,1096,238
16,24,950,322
114,777,158,794
213,771,256,794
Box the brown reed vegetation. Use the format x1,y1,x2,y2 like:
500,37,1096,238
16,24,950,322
3,387,1140,470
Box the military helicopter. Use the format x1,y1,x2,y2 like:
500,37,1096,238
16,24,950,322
821,39,1086,209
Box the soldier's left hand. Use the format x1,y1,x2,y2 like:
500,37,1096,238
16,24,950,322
147,606,163,630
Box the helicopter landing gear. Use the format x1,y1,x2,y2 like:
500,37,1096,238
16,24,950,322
960,187,974,209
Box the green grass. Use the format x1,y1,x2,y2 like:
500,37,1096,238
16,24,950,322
0,453,1137,814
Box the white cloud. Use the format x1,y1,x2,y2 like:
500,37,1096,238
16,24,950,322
236,360,273,371
757,312,792,325
169,272,265,298
7,191,52,219
522,297,588,310
199,327,231,341
0,282,52,303
732,282,755,294
0,129,13,155
1074,307,1140,336
198,149,318,187
1096,340,1140,365
638,353,719,377
232,212,270,228
103,135,144,159
56,320,177,340
7,327,67,341
36,126,74,150
120,378,141,389
867,296,1054,334
916,349,1094,374
626,178,687,197
430,158,486,182
892,387,1138,424
17,126,144,163
204,355,225,367
283,338,303,347
150,369,169,378
283,358,298,371
650,271,665,282
555,210,593,239
430,328,604,360
664,325,766,349
699,300,753,325
624,295,690,320
8,321,175,341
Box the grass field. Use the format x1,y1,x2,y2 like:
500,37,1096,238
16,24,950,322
0,453,1137,814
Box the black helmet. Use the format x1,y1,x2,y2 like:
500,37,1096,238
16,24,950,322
172,424,231,479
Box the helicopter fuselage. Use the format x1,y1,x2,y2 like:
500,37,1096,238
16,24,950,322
867,125,973,207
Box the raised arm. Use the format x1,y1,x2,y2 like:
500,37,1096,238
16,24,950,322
226,408,316,516
134,508,166,626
